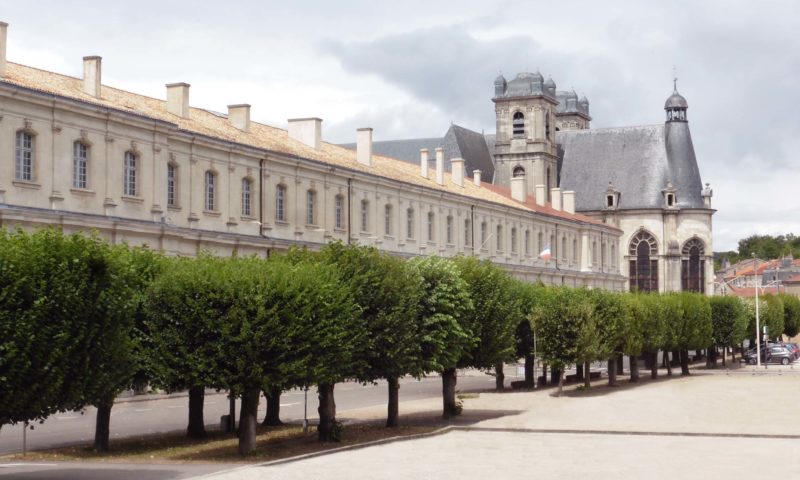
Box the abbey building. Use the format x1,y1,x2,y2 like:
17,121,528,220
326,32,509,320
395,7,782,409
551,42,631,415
0,22,626,290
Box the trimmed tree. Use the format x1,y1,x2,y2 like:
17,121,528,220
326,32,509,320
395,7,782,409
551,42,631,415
709,296,747,367
779,293,800,339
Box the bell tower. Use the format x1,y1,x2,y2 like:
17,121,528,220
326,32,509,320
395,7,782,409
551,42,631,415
492,72,560,201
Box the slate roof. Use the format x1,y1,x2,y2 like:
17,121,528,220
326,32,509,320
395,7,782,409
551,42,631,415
556,123,706,211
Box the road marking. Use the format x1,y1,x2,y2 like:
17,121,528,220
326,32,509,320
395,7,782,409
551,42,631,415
167,405,184,409
206,402,217,405
56,416,79,420
0,464,59,468
279,402,300,407
134,408,152,413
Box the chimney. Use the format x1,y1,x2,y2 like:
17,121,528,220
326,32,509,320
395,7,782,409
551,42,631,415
0,22,7,77
356,128,373,166
227,104,251,132
435,147,444,185
82,56,102,98
420,148,429,179
551,187,562,211
451,158,465,187
535,184,546,206
473,170,482,187
287,117,322,149
563,190,575,214
166,82,190,118
511,175,526,202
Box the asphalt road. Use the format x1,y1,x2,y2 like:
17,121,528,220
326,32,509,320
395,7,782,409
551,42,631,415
0,371,501,456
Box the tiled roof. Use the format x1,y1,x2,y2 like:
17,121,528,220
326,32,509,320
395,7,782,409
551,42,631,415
1,62,606,227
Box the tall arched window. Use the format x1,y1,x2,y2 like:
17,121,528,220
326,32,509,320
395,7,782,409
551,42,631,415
167,163,178,207
275,184,286,222
306,189,316,225
360,199,369,232
496,224,503,251
73,141,89,189
384,204,393,235
681,238,706,293
406,208,415,239
124,151,137,196
335,195,344,230
629,231,658,292
525,229,531,255
546,166,552,201
204,170,216,211
512,112,525,136
464,219,472,247
446,215,453,244
242,178,253,217
511,227,518,253
427,211,435,241
480,221,487,248
15,130,34,181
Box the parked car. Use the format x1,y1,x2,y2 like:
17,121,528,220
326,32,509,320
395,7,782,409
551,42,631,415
782,343,800,360
743,345,794,365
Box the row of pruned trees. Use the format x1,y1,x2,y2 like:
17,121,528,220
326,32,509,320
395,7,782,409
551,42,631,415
3,229,799,455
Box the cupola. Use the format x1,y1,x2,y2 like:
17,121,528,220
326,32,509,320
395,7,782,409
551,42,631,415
665,79,688,122
494,73,507,97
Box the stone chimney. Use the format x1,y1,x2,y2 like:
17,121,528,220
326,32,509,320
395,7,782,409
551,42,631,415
287,117,322,149
535,184,546,206
551,187,562,211
0,22,8,77
420,148,429,179
356,128,373,166
166,82,190,118
227,104,251,132
473,170,482,187
82,56,102,98
435,147,444,186
511,175,526,202
451,158,465,187
562,190,575,214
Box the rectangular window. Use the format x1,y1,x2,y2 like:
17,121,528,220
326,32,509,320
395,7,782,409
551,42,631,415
361,200,369,232
496,225,503,251
525,230,531,255
15,131,33,181
511,228,517,253
167,164,177,207
384,205,392,235
446,216,453,244
406,209,414,239
73,142,88,189
242,179,252,217
481,222,487,249
276,185,286,222
204,171,215,211
427,212,435,242
464,219,472,247
335,195,343,229
306,190,316,225
124,152,137,196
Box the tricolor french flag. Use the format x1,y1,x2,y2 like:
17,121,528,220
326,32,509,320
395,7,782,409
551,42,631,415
539,245,551,261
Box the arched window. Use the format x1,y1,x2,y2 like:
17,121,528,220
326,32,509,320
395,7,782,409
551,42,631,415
512,166,525,178
561,236,567,261
204,170,216,211
511,227,518,253
512,112,525,136
167,163,178,207
572,238,578,263
480,221,488,249
335,195,344,230
406,208,415,239
360,199,369,232
384,204,393,235
73,141,89,189
15,130,34,181
496,224,503,251
242,178,253,217
306,189,316,225
446,215,454,244
464,219,472,247
681,238,706,293
427,211,435,241
629,231,658,292
124,151,137,196
525,229,531,255
545,111,551,140
538,231,543,254
275,184,286,222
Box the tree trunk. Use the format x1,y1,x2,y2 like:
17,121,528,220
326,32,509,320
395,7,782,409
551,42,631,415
671,350,681,367
576,363,584,381
616,354,624,375
93,396,114,453
722,347,727,367
583,362,591,388
262,386,283,426
650,352,658,379
524,354,534,385
540,364,547,386
665,350,673,376
386,377,400,428
550,366,560,385
556,367,565,396
608,357,618,386
238,388,260,455
317,383,338,441
495,363,505,391
441,368,459,419
680,349,690,375
187,385,206,439
629,355,640,382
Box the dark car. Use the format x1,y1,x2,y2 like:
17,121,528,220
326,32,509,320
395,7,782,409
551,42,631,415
744,345,794,365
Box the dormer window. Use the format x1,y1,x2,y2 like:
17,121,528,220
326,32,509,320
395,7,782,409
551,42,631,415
512,112,525,136
666,193,675,207
606,194,615,208
662,181,677,209
512,166,525,178
604,182,620,210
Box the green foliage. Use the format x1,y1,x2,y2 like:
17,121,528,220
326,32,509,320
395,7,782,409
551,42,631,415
760,295,784,341
709,296,748,348
451,256,523,369
636,294,667,354
779,294,800,338
532,287,594,370
408,256,474,373
673,292,713,350
589,290,630,360
736,234,800,261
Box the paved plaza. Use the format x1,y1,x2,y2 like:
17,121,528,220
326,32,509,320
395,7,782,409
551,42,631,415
200,367,800,479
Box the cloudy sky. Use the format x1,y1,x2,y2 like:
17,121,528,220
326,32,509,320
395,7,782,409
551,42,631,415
4,0,800,251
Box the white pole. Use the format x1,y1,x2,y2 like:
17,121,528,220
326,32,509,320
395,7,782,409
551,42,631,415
303,386,308,433
754,254,761,367
22,421,27,457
